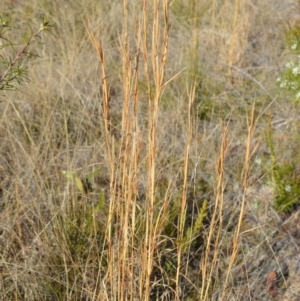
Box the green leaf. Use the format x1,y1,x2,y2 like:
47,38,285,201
86,168,103,182
75,177,85,194
61,170,76,180
61,170,85,194
95,190,105,212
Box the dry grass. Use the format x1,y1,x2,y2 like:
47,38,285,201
0,0,298,300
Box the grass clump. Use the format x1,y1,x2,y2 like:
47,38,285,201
0,0,298,300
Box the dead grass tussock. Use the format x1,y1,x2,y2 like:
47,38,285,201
0,0,298,300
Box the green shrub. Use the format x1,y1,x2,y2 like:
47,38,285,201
0,17,52,91
273,22,300,212
277,24,300,102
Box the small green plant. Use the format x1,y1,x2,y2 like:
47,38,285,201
61,168,105,234
50,167,108,299
277,24,300,102
273,22,300,212
0,17,52,91
267,121,300,212
182,199,207,254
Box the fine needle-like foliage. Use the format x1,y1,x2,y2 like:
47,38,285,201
0,18,52,91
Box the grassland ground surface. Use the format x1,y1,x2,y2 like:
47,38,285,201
1,0,300,300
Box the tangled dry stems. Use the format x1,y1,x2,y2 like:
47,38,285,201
0,0,298,300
